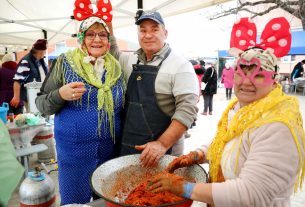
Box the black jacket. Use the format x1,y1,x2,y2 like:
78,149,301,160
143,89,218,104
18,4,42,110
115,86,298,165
201,66,217,95
291,62,304,81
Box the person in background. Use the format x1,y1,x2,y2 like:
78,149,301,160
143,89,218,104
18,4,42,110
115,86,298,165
35,6,125,204
182,60,200,139
149,17,305,207
0,53,24,114
10,39,48,112
107,10,198,164
291,59,305,82
190,59,204,97
188,59,205,132
48,58,57,72
221,62,234,100
201,61,217,115
0,119,24,206
199,60,206,75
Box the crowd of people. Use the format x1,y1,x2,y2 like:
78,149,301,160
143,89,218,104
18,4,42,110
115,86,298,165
1,2,305,207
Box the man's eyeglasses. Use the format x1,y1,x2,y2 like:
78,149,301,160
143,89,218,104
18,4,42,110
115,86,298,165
85,31,108,40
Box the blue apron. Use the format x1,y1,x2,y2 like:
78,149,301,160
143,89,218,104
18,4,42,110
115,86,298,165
120,49,172,155
54,57,124,205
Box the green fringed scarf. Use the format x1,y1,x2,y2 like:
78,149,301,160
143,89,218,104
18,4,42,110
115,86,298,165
55,48,124,141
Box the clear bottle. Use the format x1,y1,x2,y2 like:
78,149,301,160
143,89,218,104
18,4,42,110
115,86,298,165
9,113,14,122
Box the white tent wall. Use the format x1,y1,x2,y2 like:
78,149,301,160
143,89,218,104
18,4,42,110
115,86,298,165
0,0,232,55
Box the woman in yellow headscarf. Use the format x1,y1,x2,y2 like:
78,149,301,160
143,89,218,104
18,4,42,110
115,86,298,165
148,17,305,207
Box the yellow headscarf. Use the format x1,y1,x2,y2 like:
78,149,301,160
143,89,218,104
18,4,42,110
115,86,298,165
207,84,305,192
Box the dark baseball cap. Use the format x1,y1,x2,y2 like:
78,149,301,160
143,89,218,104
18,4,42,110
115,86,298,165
33,39,47,50
135,10,165,26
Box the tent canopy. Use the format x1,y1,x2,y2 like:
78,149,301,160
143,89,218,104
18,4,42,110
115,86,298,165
0,0,231,54
48,43,75,60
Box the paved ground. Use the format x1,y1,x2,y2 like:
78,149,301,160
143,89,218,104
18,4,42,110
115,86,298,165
8,87,305,207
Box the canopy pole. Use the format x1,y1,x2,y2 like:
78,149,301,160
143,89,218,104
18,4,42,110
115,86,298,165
137,0,143,9
43,30,47,39
135,0,143,21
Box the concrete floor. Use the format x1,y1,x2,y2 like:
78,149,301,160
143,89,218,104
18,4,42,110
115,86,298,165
8,87,305,207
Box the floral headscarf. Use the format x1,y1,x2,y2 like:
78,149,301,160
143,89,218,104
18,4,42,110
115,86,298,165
77,16,110,45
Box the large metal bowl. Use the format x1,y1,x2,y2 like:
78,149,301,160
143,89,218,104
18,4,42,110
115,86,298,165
90,154,208,207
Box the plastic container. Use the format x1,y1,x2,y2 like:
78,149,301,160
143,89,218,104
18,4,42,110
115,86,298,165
25,80,42,113
0,102,9,124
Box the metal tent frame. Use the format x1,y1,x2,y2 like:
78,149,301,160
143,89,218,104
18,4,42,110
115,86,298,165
0,0,232,54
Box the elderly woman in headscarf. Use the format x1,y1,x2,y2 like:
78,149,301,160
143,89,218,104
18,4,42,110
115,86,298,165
148,17,305,207
35,1,125,204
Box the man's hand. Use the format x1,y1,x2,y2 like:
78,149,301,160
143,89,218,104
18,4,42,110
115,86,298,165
147,172,185,196
166,150,205,173
10,96,20,108
11,81,21,108
135,140,167,167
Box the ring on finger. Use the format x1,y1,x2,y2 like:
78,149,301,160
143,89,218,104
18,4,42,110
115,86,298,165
72,93,75,98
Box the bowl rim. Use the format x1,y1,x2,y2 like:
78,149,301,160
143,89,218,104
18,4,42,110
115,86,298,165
90,154,208,207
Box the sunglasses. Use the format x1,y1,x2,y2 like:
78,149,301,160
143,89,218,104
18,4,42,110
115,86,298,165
234,58,276,87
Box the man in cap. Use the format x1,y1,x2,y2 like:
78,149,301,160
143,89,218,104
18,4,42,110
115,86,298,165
11,39,48,111
107,10,199,167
